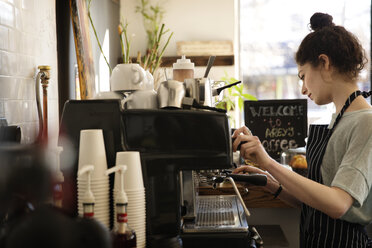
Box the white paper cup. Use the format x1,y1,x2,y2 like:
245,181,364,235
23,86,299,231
115,151,144,191
78,129,108,179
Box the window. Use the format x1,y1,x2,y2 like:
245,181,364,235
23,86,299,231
239,0,371,125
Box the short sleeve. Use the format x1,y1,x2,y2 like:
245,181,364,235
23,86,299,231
331,127,372,207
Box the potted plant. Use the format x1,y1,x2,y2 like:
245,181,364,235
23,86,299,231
87,0,172,91
215,72,257,126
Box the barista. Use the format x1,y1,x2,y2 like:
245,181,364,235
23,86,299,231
233,13,372,248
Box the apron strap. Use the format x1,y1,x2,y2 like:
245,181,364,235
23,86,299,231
332,90,372,130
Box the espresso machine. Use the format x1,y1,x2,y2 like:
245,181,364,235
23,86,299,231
59,99,260,248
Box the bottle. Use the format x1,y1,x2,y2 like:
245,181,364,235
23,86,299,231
112,203,136,248
172,55,194,82
106,165,136,248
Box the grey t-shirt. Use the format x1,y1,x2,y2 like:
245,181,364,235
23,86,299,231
321,109,372,225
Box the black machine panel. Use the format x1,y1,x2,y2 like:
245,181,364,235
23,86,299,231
59,100,123,217
59,101,233,246
121,109,232,169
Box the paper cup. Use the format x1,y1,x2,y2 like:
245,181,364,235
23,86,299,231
115,151,144,191
78,129,108,179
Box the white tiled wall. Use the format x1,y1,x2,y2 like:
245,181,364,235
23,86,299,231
0,0,58,145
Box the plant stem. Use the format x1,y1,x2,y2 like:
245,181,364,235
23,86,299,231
154,31,173,73
118,27,126,63
123,25,130,63
87,0,112,74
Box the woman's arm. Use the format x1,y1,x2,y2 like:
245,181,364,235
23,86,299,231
234,165,302,208
264,160,353,218
232,126,354,219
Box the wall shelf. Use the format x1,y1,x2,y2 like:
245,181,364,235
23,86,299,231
119,55,234,67
160,55,234,67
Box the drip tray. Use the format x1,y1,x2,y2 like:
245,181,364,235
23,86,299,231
182,195,248,233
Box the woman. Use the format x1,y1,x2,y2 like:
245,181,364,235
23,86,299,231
233,13,372,247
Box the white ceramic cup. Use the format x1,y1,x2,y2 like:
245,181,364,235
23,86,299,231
115,151,144,191
121,90,158,109
78,129,108,179
110,64,147,92
94,91,123,100
144,70,154,90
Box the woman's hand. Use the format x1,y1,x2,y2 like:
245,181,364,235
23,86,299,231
232,126,274,169
233,165,279,194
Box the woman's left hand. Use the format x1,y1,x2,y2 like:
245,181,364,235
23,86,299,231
233,165,279,194
232,126,274,169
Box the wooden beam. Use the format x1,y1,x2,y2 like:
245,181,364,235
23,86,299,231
119,55,234,67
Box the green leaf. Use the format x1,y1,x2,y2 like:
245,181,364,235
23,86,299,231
242,94,257,100
238,98,243,110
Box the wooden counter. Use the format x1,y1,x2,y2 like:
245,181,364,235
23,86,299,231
198,182,291,208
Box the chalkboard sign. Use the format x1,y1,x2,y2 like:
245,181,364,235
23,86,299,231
244,99,307,161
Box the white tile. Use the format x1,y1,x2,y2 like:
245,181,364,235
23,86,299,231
20,8,35,33
30,100,37,121
19,33,34,55
4,99,22,124
8,28,20,52
0,2,15,27
8,50,18,75
0,100,4,117
21,0,33,11
9,0,21,9
22,99,34,121
0,76,15,98
8,77,20,99
17,54,34,78
0,50,17,76
0,26,9,50
1,0,58,144
23,78,35,100
14,6,21,30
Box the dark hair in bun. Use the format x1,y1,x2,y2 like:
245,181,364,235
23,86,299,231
310,12,334,31
296,12,367,80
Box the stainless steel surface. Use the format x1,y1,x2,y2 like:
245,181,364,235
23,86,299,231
182,195,249,233
157,80,186,108
184,78,213,107
280,147,306,165
181,171,197,220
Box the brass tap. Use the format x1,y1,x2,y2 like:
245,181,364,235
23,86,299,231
36,65,51,144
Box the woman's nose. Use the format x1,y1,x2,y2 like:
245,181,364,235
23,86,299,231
301,83,307,95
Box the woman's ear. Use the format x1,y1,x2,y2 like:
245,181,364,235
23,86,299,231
318,54,333,83
318,54,331,71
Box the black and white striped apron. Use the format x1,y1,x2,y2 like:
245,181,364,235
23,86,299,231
300,90,372,248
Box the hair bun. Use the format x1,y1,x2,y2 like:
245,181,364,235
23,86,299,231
310,12,334,31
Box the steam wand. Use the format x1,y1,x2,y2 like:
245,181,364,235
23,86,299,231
225,177,251,218
210,175,250,218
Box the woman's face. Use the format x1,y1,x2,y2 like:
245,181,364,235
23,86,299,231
298,63,332,105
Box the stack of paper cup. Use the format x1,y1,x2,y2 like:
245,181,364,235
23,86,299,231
77,129,110,228
114,151,146,248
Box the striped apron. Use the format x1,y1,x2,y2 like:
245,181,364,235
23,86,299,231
300,90,372,248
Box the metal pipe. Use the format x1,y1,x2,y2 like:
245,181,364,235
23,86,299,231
35,65,51,144
225,176,251,218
